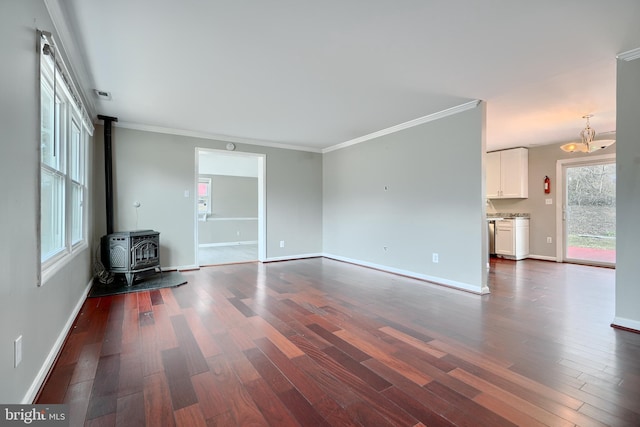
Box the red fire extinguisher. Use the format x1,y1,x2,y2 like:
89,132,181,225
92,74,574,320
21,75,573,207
544,176,551,194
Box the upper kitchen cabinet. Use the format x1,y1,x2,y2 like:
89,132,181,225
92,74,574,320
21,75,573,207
486,147,528,199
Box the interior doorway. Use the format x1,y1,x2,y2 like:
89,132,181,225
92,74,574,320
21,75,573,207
557,154,616,267
195,148,266,266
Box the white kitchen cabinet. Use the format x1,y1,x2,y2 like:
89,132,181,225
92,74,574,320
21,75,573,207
495,218,529,260
487,148,528,199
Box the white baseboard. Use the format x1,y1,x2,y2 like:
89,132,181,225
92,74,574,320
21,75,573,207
526,254,558,262
23,278,92,404
264,253,323,262
199,241,258,248
167,265,200,272
322,253,488,294
612,316,640,333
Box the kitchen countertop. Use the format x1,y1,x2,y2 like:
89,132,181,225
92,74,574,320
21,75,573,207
487,212,530,219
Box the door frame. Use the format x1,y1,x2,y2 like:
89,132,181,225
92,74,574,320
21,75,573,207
194,147,266,265
554,153,616,264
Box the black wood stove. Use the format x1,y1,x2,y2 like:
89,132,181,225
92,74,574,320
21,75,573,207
101,230,160,286
97,115,162,286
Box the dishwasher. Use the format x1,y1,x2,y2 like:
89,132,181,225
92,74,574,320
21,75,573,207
488,220,496,255
487,217,504,255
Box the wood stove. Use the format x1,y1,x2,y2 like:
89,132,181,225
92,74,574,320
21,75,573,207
101,230,160,286
97,116,162,286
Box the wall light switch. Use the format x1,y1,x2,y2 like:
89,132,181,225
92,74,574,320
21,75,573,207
545,198,553,205
184,190,190,198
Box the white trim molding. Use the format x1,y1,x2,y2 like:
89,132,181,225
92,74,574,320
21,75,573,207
263,253,323,262
202,217,258,222
171,264,200,271
23,279,92,403
115,121,322,153
323,253,489,294
323,100,481,153
95,102,483,156
41,242,89,286
617,47,640,62
199,241,258,248
612,317,640,333
194,148,267,265
526,254,558,262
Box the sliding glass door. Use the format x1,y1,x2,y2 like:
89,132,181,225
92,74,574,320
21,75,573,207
563,160,616,266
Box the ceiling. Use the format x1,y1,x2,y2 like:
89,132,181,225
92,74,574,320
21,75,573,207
49,0,640,152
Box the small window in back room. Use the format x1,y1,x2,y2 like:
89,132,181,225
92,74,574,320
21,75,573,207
198,177,212,217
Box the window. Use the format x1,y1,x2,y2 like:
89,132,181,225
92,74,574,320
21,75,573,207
198,177,212,217
39,32,92,281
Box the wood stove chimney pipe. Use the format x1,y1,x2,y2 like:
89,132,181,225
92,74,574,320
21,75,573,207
98,115,118,235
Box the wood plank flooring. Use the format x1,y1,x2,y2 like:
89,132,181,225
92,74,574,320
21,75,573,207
36,257,640,426
198,244,258,266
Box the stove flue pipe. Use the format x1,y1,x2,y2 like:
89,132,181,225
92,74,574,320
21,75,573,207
98,115,118,235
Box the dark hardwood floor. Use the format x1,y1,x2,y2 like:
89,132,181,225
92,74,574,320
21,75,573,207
37,257,640,426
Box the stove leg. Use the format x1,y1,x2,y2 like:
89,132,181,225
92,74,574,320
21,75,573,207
125,272,134,286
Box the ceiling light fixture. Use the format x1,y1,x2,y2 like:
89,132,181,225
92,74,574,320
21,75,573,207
560,115,615,153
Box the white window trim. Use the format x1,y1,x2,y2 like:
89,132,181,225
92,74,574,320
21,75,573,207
38,31,92,286
41,241,89,284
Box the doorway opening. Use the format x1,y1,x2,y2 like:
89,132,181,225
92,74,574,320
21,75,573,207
195,148,266,266
556,154,616,267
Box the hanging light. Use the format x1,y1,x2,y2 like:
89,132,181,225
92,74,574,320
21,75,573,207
560,115,616,153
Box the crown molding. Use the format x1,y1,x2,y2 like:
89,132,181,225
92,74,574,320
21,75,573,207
95,100,482,155
106,121,324,153
323,100,481,153
44,0,96,117
617,47,640,62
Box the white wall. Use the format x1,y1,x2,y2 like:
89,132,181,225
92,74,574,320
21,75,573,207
614,53,640,330
93,125,323,267
0,0,94,403
323,103,488,293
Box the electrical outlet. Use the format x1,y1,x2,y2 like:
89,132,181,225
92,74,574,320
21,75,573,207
547,237,553,244
432,253,439,263
279,240,285,248
14,335,22,368
545,198,553,205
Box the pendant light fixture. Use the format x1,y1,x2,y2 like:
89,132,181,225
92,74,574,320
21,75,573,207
560,115,616,153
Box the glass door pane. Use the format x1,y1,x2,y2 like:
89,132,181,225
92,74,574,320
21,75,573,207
565,162,616,265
